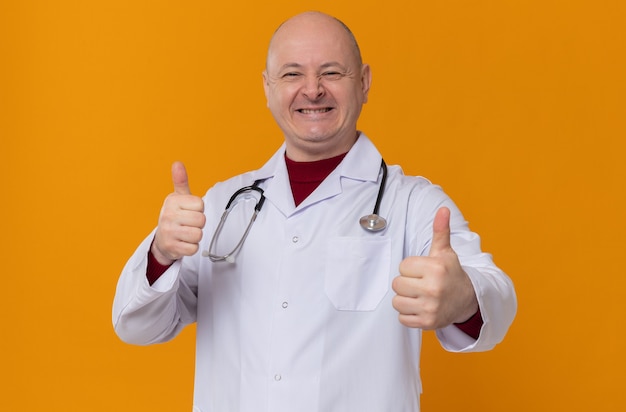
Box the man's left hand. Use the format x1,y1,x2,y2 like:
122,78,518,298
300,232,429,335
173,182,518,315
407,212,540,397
392,207,479,329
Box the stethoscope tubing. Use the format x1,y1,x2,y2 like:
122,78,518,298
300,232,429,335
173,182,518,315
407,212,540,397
372,159,387,217
204,159,388,261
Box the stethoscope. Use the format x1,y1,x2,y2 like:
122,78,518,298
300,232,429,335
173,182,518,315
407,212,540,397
202,159,388,262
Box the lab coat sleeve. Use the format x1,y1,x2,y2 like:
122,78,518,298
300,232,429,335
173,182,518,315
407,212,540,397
112,229,198,345
436,265,517,352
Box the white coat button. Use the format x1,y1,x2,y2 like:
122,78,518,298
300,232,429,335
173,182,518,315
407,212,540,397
292,236,299,243
282,301,288,308
274,374,282,381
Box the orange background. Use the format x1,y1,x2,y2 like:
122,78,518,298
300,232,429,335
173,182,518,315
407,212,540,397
1,1,625,411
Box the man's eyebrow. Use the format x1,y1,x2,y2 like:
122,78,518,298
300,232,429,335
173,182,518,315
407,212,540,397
278,63,303,72
320,62,346,69
277,62,347,72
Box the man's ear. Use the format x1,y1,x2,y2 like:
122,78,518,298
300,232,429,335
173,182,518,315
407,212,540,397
262,70,270,106
361,64,372,103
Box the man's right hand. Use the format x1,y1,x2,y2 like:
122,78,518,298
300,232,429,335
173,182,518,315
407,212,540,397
151,162,206,265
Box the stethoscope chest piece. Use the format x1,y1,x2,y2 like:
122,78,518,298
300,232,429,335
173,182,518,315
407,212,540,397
359,214,387,232
358,159,388,232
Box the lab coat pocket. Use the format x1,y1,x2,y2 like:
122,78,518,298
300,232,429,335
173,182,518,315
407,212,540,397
325,237,391,311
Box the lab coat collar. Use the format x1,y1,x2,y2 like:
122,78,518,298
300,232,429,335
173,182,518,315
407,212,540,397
255,132,383,216
338,133,384,183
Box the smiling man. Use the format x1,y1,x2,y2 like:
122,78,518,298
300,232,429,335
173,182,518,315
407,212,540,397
263,13,371,161
113,11,517,412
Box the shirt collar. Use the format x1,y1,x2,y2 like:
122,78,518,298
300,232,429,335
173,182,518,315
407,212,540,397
256,132,383,183
254,132,383,215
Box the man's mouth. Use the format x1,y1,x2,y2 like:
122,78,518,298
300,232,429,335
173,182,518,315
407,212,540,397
297,108,332,114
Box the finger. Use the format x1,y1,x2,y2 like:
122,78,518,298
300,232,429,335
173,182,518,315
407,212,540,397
429,206,451,257
172,161,191,195
176,208,206,227
392,274,420,297
392,294,418,315
398,256,429,279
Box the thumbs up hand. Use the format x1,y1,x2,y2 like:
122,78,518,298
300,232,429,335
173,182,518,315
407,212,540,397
151,162,206,265
392,207,478,329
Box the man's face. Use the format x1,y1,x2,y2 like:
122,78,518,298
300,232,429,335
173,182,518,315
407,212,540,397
263,13,371,161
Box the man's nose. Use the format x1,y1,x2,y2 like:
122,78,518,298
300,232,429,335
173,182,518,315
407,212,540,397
302,76,324,99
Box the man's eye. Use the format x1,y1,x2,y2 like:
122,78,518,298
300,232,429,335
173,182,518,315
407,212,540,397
282,72,301,78
322,71,343,79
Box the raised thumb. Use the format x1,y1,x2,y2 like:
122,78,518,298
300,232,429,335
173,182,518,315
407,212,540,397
429,207,452,256
171,161,191,195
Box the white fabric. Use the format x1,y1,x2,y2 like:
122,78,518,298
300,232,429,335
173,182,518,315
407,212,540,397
113,133,517,412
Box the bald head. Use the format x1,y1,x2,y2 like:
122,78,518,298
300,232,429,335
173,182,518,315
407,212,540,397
266,12,363,70
261,11,372,161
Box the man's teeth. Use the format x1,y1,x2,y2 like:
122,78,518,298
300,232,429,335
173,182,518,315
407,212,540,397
300,108,331,114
